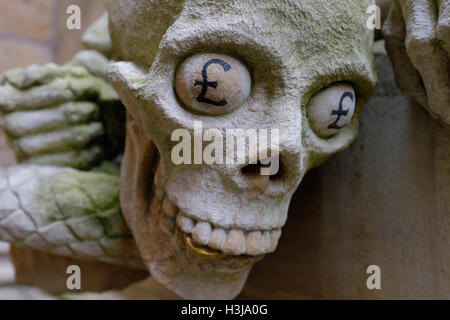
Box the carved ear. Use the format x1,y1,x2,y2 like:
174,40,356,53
108,61,149,121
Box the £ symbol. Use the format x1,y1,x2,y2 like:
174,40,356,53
194,59,232,106
328,91,354,130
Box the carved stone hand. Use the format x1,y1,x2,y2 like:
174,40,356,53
0,64,119,169
0,165,143,269
384,0,450,124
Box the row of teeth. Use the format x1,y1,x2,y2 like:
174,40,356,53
153,173,281,257
154,168,281,256
176,214,281,256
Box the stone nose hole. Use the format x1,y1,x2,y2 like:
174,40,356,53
241,158,284,182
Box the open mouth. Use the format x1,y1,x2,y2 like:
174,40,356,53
152,182,282,259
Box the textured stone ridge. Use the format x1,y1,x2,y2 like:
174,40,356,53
0,165,144,270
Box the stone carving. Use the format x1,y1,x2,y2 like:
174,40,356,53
107,0,376,299
8,0,449,299
0,165,142,269
384,0,450,125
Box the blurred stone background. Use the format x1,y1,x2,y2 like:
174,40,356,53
0,0,108,299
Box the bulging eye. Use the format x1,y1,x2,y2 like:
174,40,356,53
307,83,356,138
175,53,251,115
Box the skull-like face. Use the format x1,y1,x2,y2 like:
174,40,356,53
108,0,377,299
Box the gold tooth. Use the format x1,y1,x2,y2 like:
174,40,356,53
184,233,227,260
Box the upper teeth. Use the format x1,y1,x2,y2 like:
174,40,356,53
154,182,281,257
176,214,281,256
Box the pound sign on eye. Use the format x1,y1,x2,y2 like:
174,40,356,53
194,59,232,106
328,91,354,130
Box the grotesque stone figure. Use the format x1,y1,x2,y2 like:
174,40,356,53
0,0,378,299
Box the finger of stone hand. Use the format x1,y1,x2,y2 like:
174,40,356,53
0,165,144,269
0,74,117,113
2,63,89,89
383,0,428,107
398,0,450,123
13,122,104,158
72,50,110,79
0,80,74,113
437,0,450,56
22,145,104,170
1,102,100,138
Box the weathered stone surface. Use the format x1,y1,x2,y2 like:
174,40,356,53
0,165,144,270
81,13,112,58
384,0,450,124
72,50,110,79
0,63,119,169
110,0,376,299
